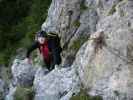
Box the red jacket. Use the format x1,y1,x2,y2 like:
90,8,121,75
39,40,51,64
26,36,62,65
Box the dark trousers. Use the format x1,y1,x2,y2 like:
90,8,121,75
44,49,62,71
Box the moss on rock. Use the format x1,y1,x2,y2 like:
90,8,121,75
14,86,35,100
108,4,117,15
70,89,103,100
69,36,88,52
73,20,81,27
80,2,88,11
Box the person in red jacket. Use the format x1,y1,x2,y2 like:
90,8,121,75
25,30,62,71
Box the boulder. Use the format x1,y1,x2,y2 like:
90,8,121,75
11,59,36,87
73,0,133,99
34,67,80,100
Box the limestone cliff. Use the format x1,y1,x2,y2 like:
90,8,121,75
5,0,133,100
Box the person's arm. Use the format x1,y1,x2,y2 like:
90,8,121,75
26,41,39,58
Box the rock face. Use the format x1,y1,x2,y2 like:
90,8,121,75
0,79,6,100
11,59,36,87
9,60,80,100
42,0,99,65
6,0,133,100
73,0,133,100
34,67,80,100
5,84,16,100
37,0,133,100
42,0,81,44
41,0,129,66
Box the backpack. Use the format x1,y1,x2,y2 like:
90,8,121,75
35,31,62,53
47,32,62,53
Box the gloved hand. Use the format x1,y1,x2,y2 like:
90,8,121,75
24,58,32,64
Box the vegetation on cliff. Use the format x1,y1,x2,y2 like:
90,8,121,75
0,0,52,66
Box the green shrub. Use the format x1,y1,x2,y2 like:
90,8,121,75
73,20,81,27
70,89,103,100
0,0,52,66
69,36,88,52
0,66,11,85
14,86,35,100
108,4,117,15
80,2,88,11
0,47,17,66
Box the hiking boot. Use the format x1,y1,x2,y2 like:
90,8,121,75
55,64,61,70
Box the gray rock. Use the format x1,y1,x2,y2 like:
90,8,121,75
41,0,99,65
34,67,80,100
73,0,133,99
7,0,133,100
0,79,6,100
5,84,17,100
85,0,121,17
11,59,36,87
42,0,82,46
75,9,99,36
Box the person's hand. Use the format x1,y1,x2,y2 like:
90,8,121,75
24,58,32,64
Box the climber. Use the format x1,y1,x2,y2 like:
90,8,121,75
25,30,62,71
